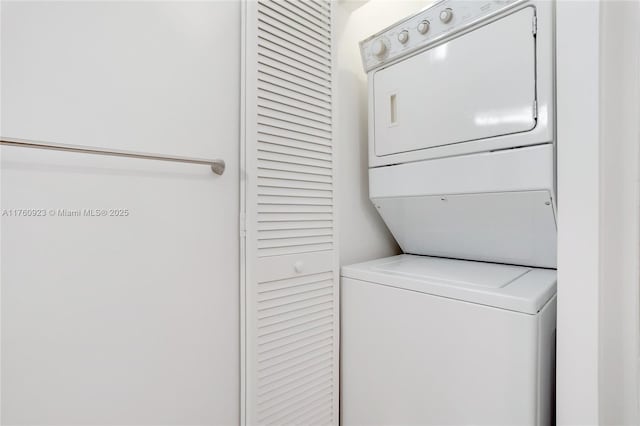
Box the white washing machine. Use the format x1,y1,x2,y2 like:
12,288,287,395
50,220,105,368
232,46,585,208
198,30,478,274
341,255,556,426
342,0,557,424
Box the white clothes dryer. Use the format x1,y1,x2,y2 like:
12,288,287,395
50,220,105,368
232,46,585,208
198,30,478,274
360,0,557,268
361,0,554,167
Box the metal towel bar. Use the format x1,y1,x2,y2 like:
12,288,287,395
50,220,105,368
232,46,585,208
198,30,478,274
0,138,225,175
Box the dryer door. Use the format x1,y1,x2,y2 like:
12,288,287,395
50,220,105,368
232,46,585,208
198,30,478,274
373,7,536,157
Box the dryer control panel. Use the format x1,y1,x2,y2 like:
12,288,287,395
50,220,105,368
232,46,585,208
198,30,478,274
360,0,523,72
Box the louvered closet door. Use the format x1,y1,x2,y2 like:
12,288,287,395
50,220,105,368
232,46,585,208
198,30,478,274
243,1,338,425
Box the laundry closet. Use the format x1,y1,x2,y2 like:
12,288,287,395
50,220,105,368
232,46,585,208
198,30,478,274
1,0,639,425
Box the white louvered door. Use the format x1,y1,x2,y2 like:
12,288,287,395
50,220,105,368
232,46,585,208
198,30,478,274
242,1,338,425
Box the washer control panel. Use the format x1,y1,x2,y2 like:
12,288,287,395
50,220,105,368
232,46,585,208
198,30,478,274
360,0,522,72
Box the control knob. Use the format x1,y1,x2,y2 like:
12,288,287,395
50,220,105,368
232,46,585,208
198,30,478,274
439,8,453,23
397,30,409,44
371,39,387,58
417,20,430,34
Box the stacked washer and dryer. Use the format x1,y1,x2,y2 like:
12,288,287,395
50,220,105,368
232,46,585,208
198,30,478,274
341,0,557,425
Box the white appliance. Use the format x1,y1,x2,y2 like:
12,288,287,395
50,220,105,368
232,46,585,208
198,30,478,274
342,0,558,424
341,255,556,426
362,0,556,268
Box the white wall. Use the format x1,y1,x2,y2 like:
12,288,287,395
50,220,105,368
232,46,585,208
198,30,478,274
556,1,601,422
335,0,433,266
557,1,640,424
598,1,640,424
1,2,240,424
1,1,238,159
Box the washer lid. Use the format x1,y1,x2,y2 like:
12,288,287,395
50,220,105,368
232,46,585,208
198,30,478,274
341,255,556,314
